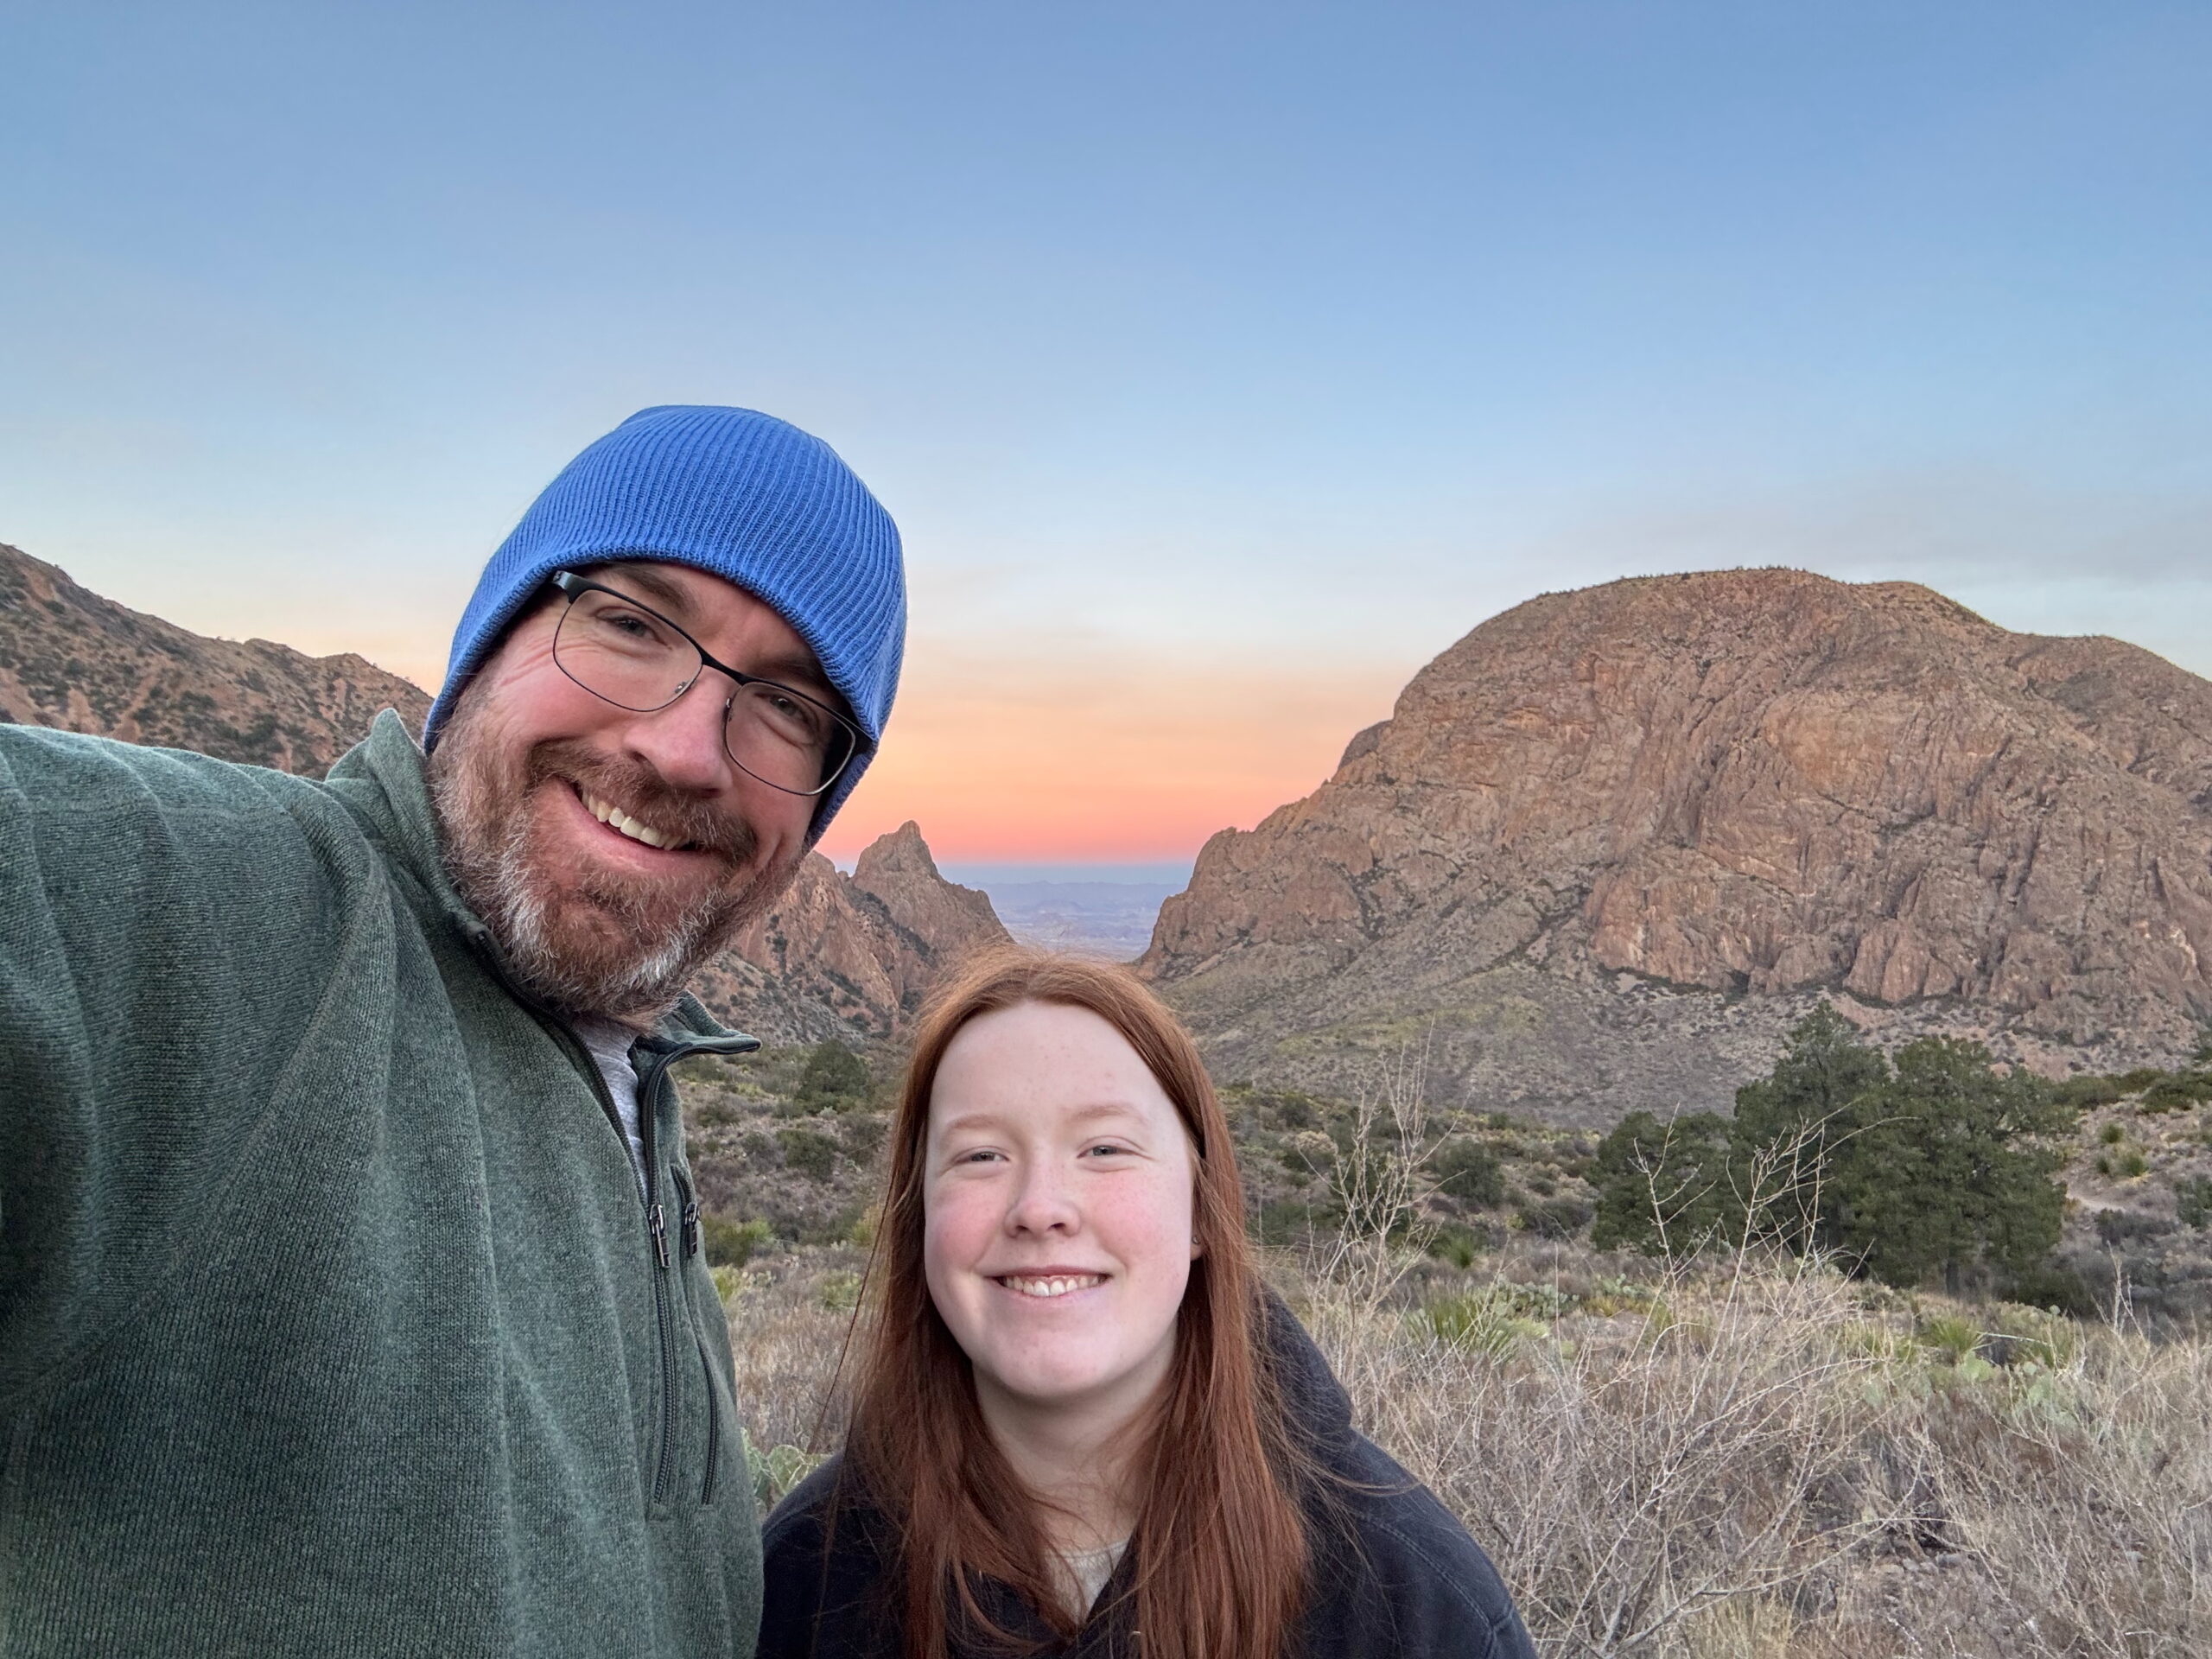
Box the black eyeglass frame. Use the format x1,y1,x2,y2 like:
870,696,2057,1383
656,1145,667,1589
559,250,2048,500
548,569,868,798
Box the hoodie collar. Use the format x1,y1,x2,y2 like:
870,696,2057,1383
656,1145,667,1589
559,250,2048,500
322,709,757,1057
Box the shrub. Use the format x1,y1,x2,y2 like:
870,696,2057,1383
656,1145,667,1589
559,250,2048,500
1998,1260,2100,1317
791,1039,871,1115
1421,1289,1550,1359
1429,1136,1505,1207
776,1126,839,1182
2116,1148,2150,1179
2140,1071,2212,1114
2099,1121,2126,1145
2094,1208,2174,1244
2056,1075,2125,1109
1427,1220,1484,1269
841,1112,888,1161
1516,1195,1594,1239
2176,1176,2212,1230
1916,1313,1984,1364
702,1214,772,1268
2116,1066,2165,1093
691,1096,742,1128
1253,1198,1324,1246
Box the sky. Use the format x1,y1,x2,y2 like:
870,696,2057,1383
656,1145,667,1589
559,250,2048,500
3,3,2207,862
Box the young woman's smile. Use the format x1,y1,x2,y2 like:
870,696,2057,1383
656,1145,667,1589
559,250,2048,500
922,1001,1199,1425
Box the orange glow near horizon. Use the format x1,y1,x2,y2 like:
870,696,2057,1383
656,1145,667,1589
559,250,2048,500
811,639,1411,863
276,612,1418,867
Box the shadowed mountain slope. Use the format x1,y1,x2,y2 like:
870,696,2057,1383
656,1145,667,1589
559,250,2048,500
0,541,431,773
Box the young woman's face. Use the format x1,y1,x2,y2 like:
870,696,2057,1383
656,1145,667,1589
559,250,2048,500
922,1000,1198,1427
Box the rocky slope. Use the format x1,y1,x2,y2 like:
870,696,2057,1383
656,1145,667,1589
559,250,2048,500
0,538,1004,1042
696,823,1009,1042
1143,570,2212,1125
0,541,431,772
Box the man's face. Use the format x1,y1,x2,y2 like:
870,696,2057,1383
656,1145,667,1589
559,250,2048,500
426,561,833,1022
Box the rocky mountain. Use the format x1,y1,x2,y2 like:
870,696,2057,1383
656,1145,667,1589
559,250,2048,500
695,823,1010,1043
0,540,430,773
1143,569,2212,1127
0,539,1004,1043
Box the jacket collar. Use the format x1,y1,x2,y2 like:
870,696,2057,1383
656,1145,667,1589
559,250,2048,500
323,709,758,1058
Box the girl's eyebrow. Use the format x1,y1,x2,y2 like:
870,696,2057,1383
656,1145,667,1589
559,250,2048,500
934,1100,1149,1138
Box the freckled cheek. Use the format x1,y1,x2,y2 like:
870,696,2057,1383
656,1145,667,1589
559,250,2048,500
922,1189,1002,1294
1091,1180,1196,1285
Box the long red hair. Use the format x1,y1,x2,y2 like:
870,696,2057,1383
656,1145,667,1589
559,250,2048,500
840,947,1312,1659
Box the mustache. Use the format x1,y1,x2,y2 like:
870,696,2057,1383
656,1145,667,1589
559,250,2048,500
524,739,760,866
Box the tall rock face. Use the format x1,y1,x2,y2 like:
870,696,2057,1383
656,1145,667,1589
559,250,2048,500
696,824,1010,1042
0,542,430,773
0,538,1007,1046
1143,570,2212,1125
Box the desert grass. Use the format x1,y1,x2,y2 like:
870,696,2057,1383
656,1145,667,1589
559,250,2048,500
725,1241,2212,1656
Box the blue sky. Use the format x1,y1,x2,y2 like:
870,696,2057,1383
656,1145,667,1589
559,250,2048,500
3,3,2206,858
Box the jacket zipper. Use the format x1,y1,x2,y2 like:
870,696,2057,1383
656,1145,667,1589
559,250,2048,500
636,1046,683,1506
455,917,756,1511
669,1161,720,1504
695,1336,721,1504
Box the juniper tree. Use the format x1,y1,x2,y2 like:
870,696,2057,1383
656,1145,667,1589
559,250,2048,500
1827,1037,2073,1293
792,1039,872,1115
1590,1109,1738,1255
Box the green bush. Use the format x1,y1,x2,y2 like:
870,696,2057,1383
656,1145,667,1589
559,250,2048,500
1427,1220,1484,1269
2140,1071,2212,1114
1422,1290,1549,1359
1252,1198,1324,1246
2176,1176,2212,1230
701,1214,772,1268
1428,1136,1505,1207
791,1040,871,1115
1998,1261,2099,1318
2056,1075,2125,1110
2116,1148,2150,1179
2099,1121,2126,1145
776,1126,839,1182
2116,1067,2165,1094
1589,1110,1737,1255
1916,1313,1984,1364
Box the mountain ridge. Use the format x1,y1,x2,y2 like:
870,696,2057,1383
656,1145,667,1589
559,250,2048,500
1143,568,2212,1124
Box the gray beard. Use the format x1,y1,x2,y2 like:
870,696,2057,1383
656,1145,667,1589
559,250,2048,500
425,696,795,1025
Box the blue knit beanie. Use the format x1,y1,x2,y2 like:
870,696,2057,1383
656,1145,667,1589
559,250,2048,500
424,405,906,836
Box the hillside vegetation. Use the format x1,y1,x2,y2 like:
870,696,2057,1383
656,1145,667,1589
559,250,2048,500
694,1016,2212,1656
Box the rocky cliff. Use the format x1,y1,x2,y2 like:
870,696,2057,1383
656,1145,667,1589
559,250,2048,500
1143,569,2212,1125
0,541,431,772
696,823,1010,1042
0,539,1005,1043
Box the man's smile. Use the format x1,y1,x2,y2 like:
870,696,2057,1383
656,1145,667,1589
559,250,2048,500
572,781,697,853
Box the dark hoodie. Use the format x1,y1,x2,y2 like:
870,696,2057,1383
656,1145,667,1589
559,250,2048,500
756,1297,1537,1659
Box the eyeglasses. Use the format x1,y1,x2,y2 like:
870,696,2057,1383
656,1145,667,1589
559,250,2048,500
548,570,865,798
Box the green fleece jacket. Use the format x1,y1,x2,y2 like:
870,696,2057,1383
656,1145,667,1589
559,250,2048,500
0,710,764,1656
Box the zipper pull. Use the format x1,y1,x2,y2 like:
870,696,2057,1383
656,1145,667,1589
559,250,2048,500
648,1203,671,1269
681,1198,701,1259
